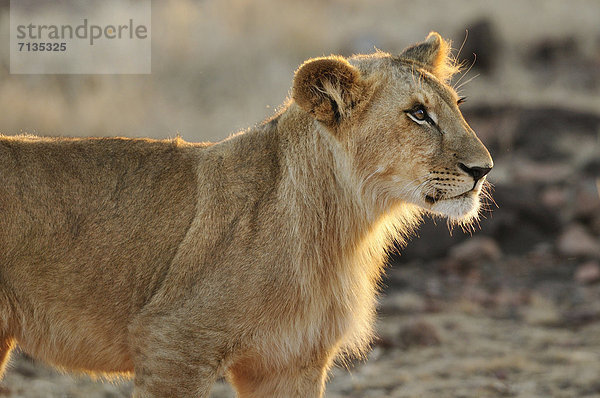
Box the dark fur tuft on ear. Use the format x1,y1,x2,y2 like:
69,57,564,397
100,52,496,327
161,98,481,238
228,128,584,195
399,32,459,83
292,57,365,126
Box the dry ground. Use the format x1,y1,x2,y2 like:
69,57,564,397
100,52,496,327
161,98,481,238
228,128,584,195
6,294,600,397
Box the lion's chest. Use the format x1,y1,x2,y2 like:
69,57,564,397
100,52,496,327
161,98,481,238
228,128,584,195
251,261,379,364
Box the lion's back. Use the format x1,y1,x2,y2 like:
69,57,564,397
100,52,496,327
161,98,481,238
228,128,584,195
0,136,200,371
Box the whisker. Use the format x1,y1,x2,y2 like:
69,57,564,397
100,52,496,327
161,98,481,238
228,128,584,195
455,29,469,62
453,53,477,90
455,72,480,92
446,219,454,236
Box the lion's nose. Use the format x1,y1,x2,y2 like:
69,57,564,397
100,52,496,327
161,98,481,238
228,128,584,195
458,163,492,181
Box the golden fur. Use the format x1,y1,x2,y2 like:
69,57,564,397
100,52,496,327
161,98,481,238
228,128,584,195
0,32,492,397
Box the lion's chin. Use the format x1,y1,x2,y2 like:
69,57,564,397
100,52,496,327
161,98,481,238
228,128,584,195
427,190,481,224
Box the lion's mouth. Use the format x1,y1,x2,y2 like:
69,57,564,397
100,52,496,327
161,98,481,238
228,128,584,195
425,189,474,204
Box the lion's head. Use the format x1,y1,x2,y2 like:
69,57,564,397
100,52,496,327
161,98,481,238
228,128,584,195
292,32,493,224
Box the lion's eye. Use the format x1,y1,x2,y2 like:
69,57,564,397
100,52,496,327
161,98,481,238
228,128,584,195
413,107,427,121
404,105,434,126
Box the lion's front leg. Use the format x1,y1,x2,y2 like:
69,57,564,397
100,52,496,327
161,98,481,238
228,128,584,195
131,355,218,398
228,356,331,398
129,310,226,398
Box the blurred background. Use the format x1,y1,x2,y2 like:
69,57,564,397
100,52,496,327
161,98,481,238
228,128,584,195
0,0,599,397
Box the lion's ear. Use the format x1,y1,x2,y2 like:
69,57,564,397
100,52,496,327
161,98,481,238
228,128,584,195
399,32,459,83
292,56,365,126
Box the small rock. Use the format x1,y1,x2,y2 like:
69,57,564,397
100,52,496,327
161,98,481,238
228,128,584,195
575,261,600,284
373,336,395,349
494,369,509,381
541,186,568,209
398,319,441,349
557,224,600,258
592,213,600,236
449,236,502,264
523,293,561,326
574,180,600,219
529,36,577,64
486,380,518,397
512,158,571,184
378,292,425,315
561,308,600,328
582,158,600,177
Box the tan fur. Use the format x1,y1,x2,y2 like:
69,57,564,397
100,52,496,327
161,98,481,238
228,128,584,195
0,33,492,397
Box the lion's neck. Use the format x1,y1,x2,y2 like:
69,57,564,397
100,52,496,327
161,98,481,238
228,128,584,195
268,106,420,355
276,106,420,286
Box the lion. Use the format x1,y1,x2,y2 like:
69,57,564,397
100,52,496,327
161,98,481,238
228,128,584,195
0,32,492,397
